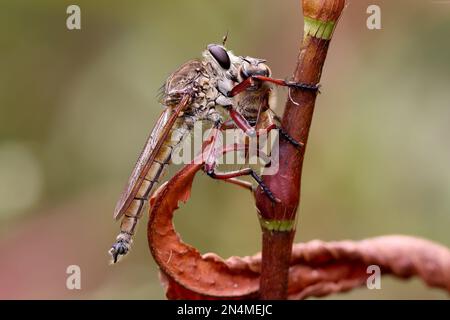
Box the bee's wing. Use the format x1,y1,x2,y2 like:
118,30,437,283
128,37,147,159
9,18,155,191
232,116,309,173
255,108,278,131
113,94,192,220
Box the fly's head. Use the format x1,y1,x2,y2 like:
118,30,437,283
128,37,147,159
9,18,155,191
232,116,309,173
203,44,272,96
203,44,233,88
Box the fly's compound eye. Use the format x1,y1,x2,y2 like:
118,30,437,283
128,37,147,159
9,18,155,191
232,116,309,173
207,44,231,70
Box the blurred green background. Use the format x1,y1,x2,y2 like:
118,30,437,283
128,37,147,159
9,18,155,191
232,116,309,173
0,0,449,299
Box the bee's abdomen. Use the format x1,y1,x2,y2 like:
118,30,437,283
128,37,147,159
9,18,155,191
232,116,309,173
238,91,270,122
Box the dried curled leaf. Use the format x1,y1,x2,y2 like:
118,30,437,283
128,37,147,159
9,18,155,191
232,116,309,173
147,162,450,299
147,161,259,299
286,236,450,299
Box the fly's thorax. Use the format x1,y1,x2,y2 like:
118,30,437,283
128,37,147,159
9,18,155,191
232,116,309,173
162,59,214,107
176,64,226,122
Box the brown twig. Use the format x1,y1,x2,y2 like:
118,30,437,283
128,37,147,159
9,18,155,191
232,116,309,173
255,0,346,299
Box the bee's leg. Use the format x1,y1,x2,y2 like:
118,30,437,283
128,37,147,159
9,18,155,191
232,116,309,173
220,119,237,130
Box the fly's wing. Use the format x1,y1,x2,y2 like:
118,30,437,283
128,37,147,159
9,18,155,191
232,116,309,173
161,59,203,105
114,59,205,220
113,94,192,220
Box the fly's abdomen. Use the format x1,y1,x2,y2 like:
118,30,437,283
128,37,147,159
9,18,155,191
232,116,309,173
118,121,190,237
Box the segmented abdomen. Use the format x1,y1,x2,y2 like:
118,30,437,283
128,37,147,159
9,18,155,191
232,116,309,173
119,120,190,236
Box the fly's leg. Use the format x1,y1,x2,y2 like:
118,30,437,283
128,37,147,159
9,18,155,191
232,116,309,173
192,124,255,194
257,119,304,150
215,94,257,138
228,75,320,97
203,141,279,203
206,167,278,203
230,108,304,150
219,89,304,149
269,113,304,149
278,127,303,149
261,76,320,92
226,107,256,137
221,177,253,192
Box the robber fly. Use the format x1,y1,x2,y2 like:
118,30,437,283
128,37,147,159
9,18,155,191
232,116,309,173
109,42,319,263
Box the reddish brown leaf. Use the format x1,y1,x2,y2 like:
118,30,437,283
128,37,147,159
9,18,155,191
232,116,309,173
147,161,259,299
287,236,450,299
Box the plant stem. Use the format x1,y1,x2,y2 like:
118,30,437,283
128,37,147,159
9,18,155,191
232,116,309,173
256,0,345,300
